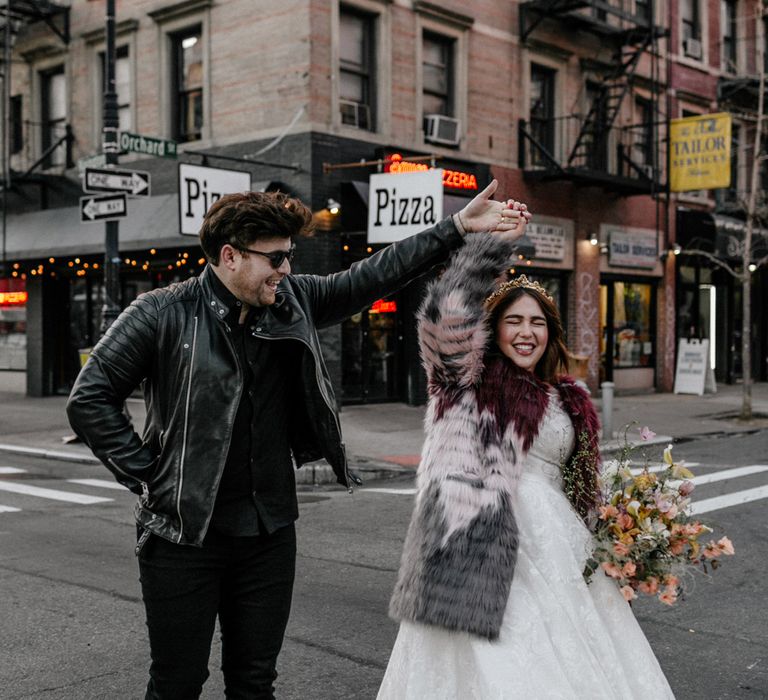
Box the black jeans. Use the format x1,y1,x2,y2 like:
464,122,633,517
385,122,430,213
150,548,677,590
137,524,296,699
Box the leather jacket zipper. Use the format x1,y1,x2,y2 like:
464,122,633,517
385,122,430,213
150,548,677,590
177,315,199,542
108,456,149,500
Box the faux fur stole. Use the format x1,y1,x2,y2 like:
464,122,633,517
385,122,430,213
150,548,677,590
439,355,602,521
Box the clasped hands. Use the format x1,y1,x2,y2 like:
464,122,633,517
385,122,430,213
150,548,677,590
457,179,532,243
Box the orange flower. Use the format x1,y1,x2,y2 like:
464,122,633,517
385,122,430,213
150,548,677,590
621,585,637,602
601,562,623,579
638,577,660,595
613,542,631,557
599,504,619,521
622,561,637,577
669,538,686,555
616,512,634,530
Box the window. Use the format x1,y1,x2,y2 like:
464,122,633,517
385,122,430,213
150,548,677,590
10,95,22,155
40,67,66,168
681,0,700,42
422,32,454,120
100,46,132,131
172,28,203,142
585,81,608,171
635,0,652,24
529,63,556,167
721,0,737,72
634,97,654,167
339,8,375,130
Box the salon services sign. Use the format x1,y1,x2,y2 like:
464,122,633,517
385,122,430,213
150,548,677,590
669,113,731,192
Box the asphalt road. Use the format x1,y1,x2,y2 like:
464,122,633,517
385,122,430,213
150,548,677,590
0,431,766,699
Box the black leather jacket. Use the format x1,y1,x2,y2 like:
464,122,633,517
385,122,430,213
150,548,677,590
67,217,463,545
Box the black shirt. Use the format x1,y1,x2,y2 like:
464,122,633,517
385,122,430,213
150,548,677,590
209,272,302,536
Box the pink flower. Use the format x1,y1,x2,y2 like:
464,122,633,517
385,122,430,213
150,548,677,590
621,585,637,602
678,480,695,497
638,577,660,595
717,536,735,555
639,426,657,441
702,543,720,559
598,504,619,521
669,538,686,555
659,590,678,605
601,562,623,579
616,512,635,531
622,561,637,577
613,542,631,557
664,575,680,588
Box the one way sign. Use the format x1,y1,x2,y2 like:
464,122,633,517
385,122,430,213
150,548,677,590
83,166,150,197
80,194,127,222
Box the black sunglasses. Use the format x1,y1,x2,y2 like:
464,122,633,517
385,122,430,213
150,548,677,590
236,244,296,269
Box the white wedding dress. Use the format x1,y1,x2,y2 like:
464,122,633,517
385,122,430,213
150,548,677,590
378,393,675,700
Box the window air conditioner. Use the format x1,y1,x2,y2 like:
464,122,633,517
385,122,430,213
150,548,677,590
424,114,461,146
683,37,703,60
339,99,371,129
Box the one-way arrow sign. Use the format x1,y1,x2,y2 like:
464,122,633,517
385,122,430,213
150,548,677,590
80,194,128,223
83,166,151,197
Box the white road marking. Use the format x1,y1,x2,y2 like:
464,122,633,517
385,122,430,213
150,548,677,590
67,478,128,491
0,481,113,504
690,485,768,515
0,467,27,474
362,488,417,495
0,505,21,513
690,464,768,485
628,462,700,475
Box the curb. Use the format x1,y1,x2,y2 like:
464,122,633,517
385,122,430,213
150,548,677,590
0,443,99,465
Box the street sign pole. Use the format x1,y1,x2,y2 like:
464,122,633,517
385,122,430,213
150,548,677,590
100,0,121,336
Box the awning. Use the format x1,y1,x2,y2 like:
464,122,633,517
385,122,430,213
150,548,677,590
5,194,195,260
677,209,768,260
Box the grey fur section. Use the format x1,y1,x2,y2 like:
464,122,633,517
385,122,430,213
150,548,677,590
389,480,519,640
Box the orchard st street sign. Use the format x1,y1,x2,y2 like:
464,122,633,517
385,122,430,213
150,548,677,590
119,131,178,159
83,167,151,197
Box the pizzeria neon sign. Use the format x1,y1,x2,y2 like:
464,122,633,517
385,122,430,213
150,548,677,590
385,153,478,191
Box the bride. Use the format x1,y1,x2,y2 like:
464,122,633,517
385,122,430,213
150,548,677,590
378,207,675,699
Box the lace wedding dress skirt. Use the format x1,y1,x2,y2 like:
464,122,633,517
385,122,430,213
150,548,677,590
378,394,675,700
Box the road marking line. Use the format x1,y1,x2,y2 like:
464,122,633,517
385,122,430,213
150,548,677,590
362,488,417,495
67,478,128,491
690,485,768,515
0,505,21,513
629,462,700,475
691,464,768,485
0,481,113,504
0,467,27,474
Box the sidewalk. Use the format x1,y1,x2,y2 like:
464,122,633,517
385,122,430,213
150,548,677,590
1,370,767,483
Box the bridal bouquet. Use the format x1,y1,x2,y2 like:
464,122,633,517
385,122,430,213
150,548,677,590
583,427,734,605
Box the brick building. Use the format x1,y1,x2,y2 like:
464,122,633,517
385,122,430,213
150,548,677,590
0,0,764,400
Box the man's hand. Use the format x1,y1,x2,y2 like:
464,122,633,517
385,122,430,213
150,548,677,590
457,180,532,243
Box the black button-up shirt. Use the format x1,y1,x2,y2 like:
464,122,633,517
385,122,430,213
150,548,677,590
209,272,302,536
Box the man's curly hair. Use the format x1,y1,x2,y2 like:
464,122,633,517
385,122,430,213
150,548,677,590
199,191,314,264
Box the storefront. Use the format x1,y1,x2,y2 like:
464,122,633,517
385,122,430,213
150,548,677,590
336,149,490,404
598,224,662,391
0,277,27,371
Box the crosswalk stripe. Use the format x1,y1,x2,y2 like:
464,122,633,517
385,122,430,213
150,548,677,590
690,485,768,514
628,462,700,475
363,488,417,495
67,478,128,491
0,467,27,474
0,481,113,505
0,505,21,513
691,464,768,485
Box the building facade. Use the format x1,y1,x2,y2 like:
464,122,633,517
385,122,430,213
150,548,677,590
0,0,765,401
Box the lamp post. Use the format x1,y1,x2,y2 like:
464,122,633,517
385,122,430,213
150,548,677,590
100,0,121,334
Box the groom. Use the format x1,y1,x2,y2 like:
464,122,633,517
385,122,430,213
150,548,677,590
66,181,522,698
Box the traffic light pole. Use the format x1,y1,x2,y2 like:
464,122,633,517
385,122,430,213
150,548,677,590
100,0,121,334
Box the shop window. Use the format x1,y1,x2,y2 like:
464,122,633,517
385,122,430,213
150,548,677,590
0,278,27,371
171,27,203,142
100,45,132,132
529,63,556,167
600,281,655,382
40,66,66,168
721,0,737,73
339,8,375,130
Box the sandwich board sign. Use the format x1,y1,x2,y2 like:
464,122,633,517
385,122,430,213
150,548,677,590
673,339,717,395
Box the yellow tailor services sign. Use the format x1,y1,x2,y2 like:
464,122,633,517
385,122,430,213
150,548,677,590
669,113,731,192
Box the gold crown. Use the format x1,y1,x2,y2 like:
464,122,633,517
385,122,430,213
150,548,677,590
485,274,554,307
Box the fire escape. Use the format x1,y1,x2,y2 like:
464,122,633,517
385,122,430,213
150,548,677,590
518,0,667,196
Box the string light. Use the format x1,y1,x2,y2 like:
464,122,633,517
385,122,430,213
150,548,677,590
150,249,156,255
48,257,55,263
